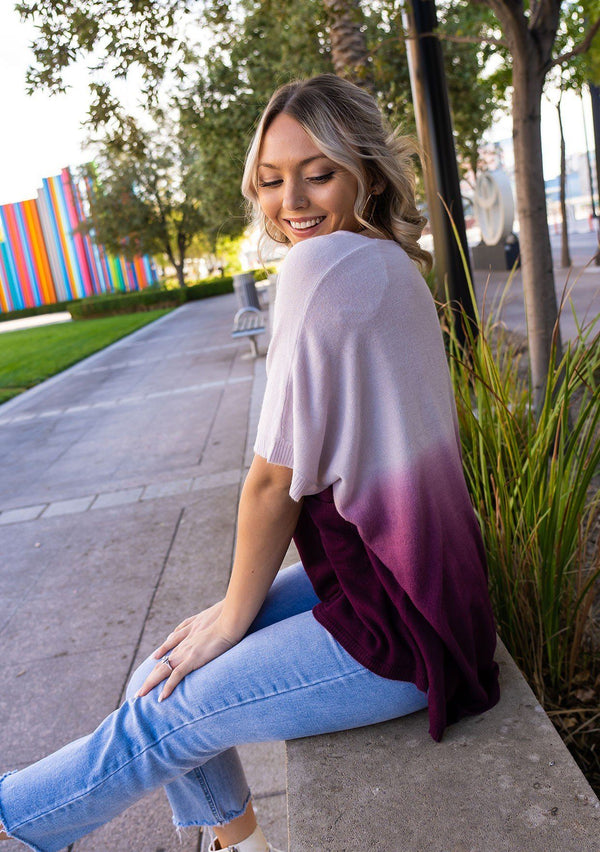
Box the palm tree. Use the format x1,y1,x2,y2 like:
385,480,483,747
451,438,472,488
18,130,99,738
322,0,374,90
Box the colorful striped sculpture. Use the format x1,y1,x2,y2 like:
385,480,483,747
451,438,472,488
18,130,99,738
0,167,157,313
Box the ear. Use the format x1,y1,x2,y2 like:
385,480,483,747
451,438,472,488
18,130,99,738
369,178,386,196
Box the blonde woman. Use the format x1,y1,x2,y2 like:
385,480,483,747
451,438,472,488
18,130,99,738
0,75,499,852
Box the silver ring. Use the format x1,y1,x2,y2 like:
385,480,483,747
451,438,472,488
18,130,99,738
160,654,174,672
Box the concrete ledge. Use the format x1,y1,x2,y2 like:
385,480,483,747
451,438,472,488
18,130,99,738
286,640,599,851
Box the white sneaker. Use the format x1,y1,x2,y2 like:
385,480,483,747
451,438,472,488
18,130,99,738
207,824,284,852
208,844,283,852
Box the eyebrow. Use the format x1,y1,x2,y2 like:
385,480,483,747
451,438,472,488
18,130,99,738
257,154,331,169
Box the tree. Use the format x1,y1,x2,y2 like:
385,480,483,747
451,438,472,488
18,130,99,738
86,113,209,288
434,2,510,180
17,0,503,287
187,0,501,220
556,86,572,267
322,0,374,88
546,6,600,267
15,0,194,127
457,0,600,409
178,0,333,249
16,0,500,179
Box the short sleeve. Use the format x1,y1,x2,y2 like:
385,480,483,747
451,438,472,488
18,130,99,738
253,234,370,501
253,275,342,502
253,230,434,504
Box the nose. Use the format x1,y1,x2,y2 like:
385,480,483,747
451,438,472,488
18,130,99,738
282,178,307,211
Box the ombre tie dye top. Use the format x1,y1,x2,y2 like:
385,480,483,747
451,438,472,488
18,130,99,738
254,230,500,741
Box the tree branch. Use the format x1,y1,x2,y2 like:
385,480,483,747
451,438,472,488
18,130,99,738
482,0,527,36
417,31,509,49
151,178,175,265
528,1,544,33
552,16,600,67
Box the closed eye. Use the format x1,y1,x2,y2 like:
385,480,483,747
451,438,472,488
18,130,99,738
258,178,283,188
308,171,335,183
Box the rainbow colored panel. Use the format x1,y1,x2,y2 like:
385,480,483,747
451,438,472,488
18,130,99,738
0,166,158,313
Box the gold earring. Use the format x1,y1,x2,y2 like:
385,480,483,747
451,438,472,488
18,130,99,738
361,193,377,225
264,220,289,244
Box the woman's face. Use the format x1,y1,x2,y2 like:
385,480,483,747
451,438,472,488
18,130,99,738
257,113,360,244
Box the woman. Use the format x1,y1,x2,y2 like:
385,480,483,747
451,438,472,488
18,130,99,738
0,74,499,852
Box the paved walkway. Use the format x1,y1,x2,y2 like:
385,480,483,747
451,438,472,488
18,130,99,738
0,295,288,852
471,230,600,343
0,312,72,335
1,230,599,852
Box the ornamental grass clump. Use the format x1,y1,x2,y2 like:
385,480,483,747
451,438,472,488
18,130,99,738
441,280,600,717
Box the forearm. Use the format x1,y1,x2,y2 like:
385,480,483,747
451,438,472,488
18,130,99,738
137,456,301,700
218,456,302,643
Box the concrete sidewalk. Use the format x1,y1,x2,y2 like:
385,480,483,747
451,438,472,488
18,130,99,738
0,295,288,852
469,229,600,342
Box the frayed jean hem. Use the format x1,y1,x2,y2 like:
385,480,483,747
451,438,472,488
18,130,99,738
0,772,45,852
173,788,252,829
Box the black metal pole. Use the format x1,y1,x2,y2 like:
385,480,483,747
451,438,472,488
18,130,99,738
403,0,476,333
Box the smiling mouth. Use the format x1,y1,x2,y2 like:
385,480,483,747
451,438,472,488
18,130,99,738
286,216,326,231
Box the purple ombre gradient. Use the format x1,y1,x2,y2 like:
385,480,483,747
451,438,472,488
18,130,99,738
293,444,500,741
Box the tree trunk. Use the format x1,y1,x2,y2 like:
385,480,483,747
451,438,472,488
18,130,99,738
589,83,600,265
511,50,562,412
557,98,571,268
175,229,187,288
174,263,186,289
322,0,374,90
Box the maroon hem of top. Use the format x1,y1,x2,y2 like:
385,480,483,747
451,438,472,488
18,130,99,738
311,603,423,688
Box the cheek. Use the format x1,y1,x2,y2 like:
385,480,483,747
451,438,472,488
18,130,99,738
337,187,358,220
327,178,358,213
257,193,277,221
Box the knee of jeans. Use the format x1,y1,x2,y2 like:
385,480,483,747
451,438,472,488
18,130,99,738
125,655,157,701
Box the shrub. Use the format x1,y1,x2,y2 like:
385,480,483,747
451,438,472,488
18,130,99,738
253,266,277,282
442,288,600,704
185,277,234,300
4,266,274,323
0,300,78,323
69,288,185,319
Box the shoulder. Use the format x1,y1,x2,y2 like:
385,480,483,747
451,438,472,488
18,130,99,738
284,230,370,264
280,231,397,279
290,232,428,300
278,232,414,302
273,232,434,340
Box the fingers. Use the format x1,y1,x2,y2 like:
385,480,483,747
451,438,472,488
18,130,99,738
174,615,196,632
137,623,235,702
158,664,188,702
151,626,189,660
136,651,193,701
151,605,225,661
136,656,174,698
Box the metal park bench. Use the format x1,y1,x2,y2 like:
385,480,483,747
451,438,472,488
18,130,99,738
231,306,265,356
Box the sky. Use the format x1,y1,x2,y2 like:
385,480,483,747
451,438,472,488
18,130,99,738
0,6,97,205
0,3,596,207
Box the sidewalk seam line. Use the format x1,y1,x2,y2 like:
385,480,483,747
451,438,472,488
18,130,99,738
116,507,186,708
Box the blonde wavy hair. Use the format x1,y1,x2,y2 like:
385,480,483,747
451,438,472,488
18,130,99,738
241,74,432,274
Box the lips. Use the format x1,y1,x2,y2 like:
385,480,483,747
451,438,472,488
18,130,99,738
286,216,326,231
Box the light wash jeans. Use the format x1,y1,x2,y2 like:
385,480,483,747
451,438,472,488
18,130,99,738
0,563,428,852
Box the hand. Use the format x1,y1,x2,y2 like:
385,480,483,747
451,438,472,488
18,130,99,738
136,601,235,702
152,600,225,661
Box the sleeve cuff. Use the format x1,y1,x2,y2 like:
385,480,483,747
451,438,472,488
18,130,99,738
253,436,317,502
253,435,294,470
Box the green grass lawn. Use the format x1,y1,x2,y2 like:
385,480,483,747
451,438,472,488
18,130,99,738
0,310,171,405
